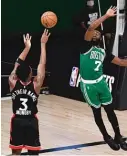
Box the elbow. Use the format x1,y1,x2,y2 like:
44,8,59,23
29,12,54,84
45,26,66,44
87,26,93,31
87,23,95,31
40,74,45,80
87,21,97,31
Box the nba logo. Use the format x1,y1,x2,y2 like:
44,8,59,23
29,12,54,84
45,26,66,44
69,67,79,87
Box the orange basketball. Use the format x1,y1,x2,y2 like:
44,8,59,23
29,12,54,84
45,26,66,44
41,11,57,28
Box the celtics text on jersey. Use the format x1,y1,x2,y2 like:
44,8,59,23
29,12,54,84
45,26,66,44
80,46,105,80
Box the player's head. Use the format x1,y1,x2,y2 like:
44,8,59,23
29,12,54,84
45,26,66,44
92,30,101,41
91,30,102,45
16,64,32,82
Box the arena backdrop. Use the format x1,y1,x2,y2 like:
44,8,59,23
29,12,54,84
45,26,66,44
2,0,116,32
2,0,127,110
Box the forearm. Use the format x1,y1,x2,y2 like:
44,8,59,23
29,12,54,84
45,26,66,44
11,63,19,74
37,43,46,77
39,43,46,65
13,47,30,74
112,57,127,67
37,64,45,78
18,46,30,61
88,14,109,30
119,59,127,66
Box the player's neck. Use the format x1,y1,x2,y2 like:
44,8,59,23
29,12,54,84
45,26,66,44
20,80,31,86
20,78,31,85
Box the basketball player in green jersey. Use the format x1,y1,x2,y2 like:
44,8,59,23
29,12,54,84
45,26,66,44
80,6,127,151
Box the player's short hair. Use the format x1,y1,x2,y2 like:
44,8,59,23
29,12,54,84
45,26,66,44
16,63,31,82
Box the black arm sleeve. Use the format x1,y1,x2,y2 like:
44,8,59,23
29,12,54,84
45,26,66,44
16,58,25,66
105,53,115,62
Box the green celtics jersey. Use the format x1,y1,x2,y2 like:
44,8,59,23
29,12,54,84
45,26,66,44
80,45,105,80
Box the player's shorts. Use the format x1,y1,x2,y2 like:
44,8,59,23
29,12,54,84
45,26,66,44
80,76,112,108
9,114,41,151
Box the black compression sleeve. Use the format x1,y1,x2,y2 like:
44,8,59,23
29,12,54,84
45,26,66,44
16,58,25,65
105,53,115,62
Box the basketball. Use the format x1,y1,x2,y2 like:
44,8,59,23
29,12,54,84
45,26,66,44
41,11,57,28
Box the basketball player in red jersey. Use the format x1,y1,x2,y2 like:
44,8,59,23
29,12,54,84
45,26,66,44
9,29,50,155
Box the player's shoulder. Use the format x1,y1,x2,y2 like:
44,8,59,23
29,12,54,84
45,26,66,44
98,47,105,53
105,51,115,62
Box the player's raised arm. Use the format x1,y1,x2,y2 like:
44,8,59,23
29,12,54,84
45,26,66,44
84,6,117,41
34,29,50,93
9,34,32,88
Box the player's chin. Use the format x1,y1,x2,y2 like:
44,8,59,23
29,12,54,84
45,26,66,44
92,38,98,41
93,37,101,41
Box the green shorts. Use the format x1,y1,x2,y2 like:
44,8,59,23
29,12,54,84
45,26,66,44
80,78,112,108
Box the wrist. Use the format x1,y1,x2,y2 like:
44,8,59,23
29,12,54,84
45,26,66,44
41,42,46,46
25,46,31,50
16,58,25,65
104,14,110,19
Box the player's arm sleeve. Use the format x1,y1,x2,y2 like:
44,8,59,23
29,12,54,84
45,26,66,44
9,58,24,82
105,53,115,62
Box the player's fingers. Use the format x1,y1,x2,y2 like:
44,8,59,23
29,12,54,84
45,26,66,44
28,34,31,40
46,29,49,35
113,9,117,14
23,34,25,39
109,5,112,9
26,33,30,40
112,6,117,11
48,33,51,37
114,9,117,13
44,29,46,34
25,34,28,40
114,7,117,12
23,34,26,42
30,36,32,41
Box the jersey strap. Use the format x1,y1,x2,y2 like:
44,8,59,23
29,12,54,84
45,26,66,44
81,75,103,84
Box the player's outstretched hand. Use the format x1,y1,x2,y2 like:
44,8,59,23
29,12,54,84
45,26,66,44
41,29,51,44
106,6,117,17
23,33,32,49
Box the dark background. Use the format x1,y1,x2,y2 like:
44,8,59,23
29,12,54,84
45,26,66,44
1,0,116,32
